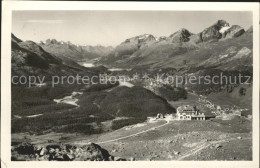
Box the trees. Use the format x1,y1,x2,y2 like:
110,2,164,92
158,85,187,101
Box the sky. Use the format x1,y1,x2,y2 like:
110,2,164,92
12,11,252,47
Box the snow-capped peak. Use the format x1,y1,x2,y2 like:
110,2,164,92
138,34,152,40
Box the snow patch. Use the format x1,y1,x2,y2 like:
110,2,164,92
138,34,151,40
26,114,43,118
83,63,95,67
54,92,83,107
109,68,124,71
219,54,229,59
109,68,132,72
219,26,231,34
119,81,134,88
71,91,83,96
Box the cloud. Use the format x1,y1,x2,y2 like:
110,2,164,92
19,20,65,24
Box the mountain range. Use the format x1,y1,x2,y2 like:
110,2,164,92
11,19,253,98
11,34,110,80
39,39,113,62
99,20,252,73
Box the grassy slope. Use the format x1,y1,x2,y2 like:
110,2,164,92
78,86,175,130
12,84,175,134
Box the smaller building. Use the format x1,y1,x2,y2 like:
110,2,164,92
156,113,165,119
176,105,205,120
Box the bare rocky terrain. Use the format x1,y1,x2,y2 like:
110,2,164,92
12,116,252,161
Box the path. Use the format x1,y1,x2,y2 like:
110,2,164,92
177,137,252,160
97,120,170,145
76,118,171,145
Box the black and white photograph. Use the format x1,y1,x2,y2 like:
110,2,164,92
1,1,259,168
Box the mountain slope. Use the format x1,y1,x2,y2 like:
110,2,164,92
99,20,251,73
11,34,98,78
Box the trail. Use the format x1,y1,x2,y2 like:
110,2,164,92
177,137,251,160
76,118,171,145
97,120,170,145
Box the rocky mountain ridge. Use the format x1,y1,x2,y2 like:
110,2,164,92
39,39,114,62
99,20,252,72
11,34,104,79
